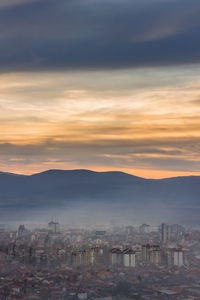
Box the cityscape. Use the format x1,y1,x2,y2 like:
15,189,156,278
0,220,200,299
1,0,200,299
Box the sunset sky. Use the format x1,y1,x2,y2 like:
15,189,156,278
1,0,200,178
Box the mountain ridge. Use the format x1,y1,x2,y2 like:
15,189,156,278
0,168,199,181
0,169,199,225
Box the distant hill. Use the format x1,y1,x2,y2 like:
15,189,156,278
0,169,199,225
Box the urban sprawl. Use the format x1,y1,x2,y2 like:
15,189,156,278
0,222,200,299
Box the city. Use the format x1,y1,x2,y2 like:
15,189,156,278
0,221,200,299
1,0,200,299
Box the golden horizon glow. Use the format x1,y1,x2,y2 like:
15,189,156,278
1,67,200,178
5,166,200,180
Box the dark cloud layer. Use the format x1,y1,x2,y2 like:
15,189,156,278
1,135,200,172
1,0,200,72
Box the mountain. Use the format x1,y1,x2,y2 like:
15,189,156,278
0,169,199,225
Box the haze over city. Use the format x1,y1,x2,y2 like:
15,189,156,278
1,1,200,300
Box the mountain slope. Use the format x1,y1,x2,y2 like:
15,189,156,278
0,169,199,225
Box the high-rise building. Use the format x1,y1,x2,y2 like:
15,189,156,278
110,248,136,268
170,224,185,240
142,244,161,265
165,247,184,267
123,249,136,267
18,224,27,237
161,223,171,243
48,221,60,234
139,224,150,234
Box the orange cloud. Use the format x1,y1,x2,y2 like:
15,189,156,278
1,69,200,177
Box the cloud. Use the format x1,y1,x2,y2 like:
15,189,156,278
1,132,200,175
0,70,200,177
0,0,200,71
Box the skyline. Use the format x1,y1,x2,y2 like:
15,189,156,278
1,167,200,180
1,0,200,178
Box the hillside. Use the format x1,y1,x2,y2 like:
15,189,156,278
0,169,199,225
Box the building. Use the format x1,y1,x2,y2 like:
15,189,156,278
142,244,162,265
18,225,27,237
139,224,150,234
161,223,171,244
170,224,185,240
165,247,184,267
110,248,136,268
95,231,106,236
123,249,136,267
48,221,60,234
110,248,123,267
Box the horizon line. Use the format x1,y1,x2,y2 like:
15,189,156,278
1,168,200,181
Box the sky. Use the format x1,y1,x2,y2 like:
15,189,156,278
1,0,200,178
